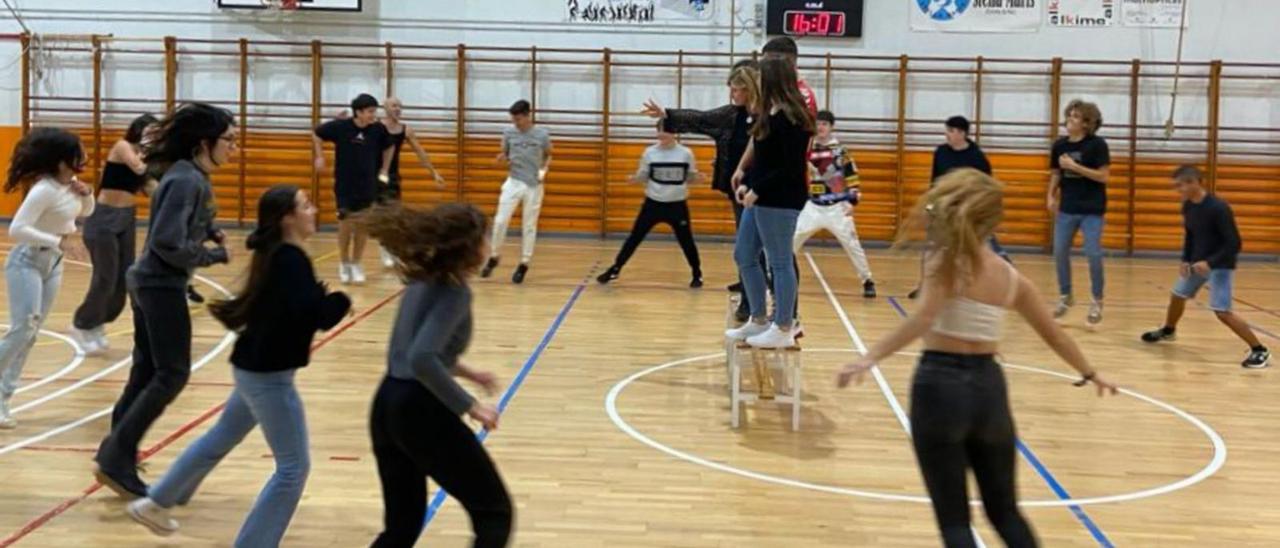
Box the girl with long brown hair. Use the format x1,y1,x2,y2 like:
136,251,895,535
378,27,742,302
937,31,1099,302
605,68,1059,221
837,169,1119,548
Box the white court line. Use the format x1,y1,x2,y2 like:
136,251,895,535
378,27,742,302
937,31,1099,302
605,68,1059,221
8,327,85,396
0,272,235,457
805,252,988,547
606,348,1225,507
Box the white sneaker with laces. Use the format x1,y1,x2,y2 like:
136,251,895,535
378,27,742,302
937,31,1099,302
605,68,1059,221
339,262,352,285
1087,299,1103,325
725,320,770,341
380,246,396,269
93,326,110,352
1053,295,1074,319
126,498,178,536
350,263,367,285
68,327,102,356
0,397,15,429
746,324,797,349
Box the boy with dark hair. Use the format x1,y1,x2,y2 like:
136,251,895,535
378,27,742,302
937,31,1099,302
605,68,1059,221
793,110,876,297
481,99,553,284
1141,166,1269,369
313,93,394,285
761,37,817,116
597,122,704,287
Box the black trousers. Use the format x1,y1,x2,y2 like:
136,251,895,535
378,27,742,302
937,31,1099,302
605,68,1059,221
96,286,192,473
910,351,1038,548
613,198,701,277
370,377,513,548
73,205,136,330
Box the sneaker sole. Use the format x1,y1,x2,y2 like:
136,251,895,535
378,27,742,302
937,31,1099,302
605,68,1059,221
1243,358,1271,369
94,469,143,500
126,504,177,537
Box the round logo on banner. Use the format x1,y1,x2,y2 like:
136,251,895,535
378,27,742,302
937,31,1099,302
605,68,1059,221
916,0,970,21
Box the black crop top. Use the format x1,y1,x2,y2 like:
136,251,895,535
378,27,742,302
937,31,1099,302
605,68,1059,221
99,161,145,194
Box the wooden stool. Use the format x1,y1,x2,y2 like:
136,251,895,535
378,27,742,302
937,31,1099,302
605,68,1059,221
728,341,803,431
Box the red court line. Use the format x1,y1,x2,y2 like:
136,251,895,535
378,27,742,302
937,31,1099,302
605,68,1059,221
18,446,98,454
19,376,235,388
0,287,406,547
1233,296,1280,320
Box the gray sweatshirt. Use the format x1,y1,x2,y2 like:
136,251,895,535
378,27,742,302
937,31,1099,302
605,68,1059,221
386,280,475,415
128,160,228,290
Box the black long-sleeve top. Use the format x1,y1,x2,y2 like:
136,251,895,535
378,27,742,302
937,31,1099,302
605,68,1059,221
743,111,812,211
230,244,352,372
1181,194,1242,270
662,104,752,196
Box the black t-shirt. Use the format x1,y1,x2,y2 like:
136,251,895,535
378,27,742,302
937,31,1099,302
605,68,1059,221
1181,194,1241,270
931,140,992,183
314,119,391,199
1051,134,1111,215
385,128,407,179
745,110,812,211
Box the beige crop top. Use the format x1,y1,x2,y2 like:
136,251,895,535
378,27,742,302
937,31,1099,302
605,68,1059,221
930,261,1020,343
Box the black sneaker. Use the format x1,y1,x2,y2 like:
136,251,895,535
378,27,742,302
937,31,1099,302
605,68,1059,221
480,257,499,278
1243,348,1271,369
186,285,205,304
690,276,703,289
596,266,620,285
863,280,877,298
734,299,750,323
1141,327,1176,343
94,466,148,499
907,286,920,300
726,281,743,293
512,264,529,284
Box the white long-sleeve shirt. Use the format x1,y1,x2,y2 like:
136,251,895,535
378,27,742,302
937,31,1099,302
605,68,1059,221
8,177,95,248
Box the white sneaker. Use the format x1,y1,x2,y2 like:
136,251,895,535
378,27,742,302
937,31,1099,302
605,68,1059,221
380,246,396,269
1087,299,1103,326
350,263,367,285
339,263,352,285
0,397,16,429
725,320,770,341
126,498,178,537
68,327,104,356
1053,295,1074,319
93,326,110,352
746,324,797,349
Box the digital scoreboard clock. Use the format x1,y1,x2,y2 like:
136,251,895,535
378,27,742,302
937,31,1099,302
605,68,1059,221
766,0,863,38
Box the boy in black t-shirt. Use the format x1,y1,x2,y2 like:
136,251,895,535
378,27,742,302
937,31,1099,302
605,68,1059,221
313,93,394,285
1140,166,1269,369
1047,99,1111,325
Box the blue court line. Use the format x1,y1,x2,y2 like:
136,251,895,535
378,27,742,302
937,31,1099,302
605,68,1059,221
421,266,596,529
887,296,1115,548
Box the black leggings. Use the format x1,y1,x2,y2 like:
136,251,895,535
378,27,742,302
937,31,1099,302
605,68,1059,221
613,198,701,277
370,376,513,548
910,351,1038,548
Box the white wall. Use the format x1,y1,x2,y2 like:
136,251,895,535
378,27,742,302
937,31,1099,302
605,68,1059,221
1,0,1277,155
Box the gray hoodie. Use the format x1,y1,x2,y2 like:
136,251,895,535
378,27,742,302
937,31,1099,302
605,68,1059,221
128,159,228,290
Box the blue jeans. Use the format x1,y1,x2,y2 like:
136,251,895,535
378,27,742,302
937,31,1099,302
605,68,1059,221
1172,269,1234,312
1052,212,1105,300
148,368,310,548
0,244,63,401
735,205,800,327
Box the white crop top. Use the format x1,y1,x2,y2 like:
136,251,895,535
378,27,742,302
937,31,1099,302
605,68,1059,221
930,261,1019,343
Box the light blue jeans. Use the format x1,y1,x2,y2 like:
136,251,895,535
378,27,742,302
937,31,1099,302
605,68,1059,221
1053,212,1105,300
735,205,800,327
148,368,310,548
0,244,63,401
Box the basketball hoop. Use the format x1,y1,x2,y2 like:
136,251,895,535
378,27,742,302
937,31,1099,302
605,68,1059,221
259,0,300,20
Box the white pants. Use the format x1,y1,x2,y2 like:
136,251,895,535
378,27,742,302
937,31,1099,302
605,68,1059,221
491,177,544,263
792,201,873,282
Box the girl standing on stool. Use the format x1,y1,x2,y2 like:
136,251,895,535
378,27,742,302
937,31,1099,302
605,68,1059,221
0,128,94,428
597,122,704,288
837,169,1119,548
724,57,814,350
365,203,511,547
69,113,157,355
127,185,350,545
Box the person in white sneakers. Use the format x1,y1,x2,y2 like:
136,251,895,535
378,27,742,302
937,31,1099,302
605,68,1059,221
724,57,815,350
0,128,94,428
793,110,876,298
480,99,552,284
312,93,394,285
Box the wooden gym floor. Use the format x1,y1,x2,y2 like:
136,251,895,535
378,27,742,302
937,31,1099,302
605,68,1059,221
0,230,1276,547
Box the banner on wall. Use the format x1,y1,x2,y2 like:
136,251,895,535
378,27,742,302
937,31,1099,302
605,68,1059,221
1121,0,1185,27
566,0,711,23
909,0,1042,33
1048,0,1115,27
